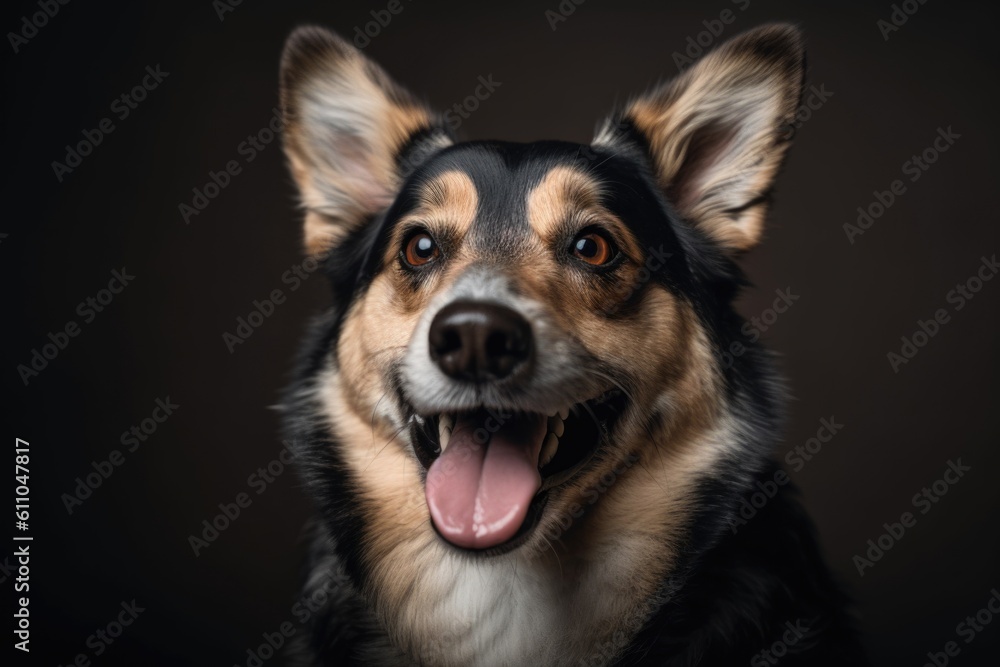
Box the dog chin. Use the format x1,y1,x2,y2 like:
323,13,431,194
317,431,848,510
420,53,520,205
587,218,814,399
404,389,629,555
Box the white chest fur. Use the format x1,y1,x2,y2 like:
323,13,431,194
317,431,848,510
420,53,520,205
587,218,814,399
369,543,650,667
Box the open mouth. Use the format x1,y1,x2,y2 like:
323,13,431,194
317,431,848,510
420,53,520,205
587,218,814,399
408,389,628,553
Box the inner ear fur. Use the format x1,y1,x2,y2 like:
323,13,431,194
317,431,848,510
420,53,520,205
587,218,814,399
595,23,806,252
280,25,452,255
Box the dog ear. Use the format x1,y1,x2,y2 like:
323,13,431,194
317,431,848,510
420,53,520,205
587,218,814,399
280,26,452,255
595,24,805,252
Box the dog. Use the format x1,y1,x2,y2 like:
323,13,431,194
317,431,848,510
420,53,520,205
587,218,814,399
277,22,869,666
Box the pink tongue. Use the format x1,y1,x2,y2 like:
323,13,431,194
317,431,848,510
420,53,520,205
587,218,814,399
425,412,546,549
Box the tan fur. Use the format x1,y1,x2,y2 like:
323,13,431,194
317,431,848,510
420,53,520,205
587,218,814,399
281,27,450,255
334,170,480,414
600,24,803,251
319,162,732,665
418,170,479,221
319,290,733,665
524,166,605,242
387,170,480,262
283,21,805,667
522,166,648,315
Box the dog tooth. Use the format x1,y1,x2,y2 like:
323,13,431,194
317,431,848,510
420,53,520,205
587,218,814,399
552,416,564,438
438,415,453,451
559,407,569,421
540,432,559,467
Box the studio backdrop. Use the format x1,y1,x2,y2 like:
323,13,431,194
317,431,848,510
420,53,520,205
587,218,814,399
3,0,998,665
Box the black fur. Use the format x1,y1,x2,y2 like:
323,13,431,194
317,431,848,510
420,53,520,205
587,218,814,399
279,135,869,665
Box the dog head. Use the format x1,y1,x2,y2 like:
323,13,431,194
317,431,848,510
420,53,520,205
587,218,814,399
280,25,804,560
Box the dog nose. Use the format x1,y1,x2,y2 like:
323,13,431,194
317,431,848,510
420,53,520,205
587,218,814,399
428,301,533,382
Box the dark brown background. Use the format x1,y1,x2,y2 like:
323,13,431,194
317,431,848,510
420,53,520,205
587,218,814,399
3,0,998,665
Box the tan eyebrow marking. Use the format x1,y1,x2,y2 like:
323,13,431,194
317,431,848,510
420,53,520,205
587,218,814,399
525,166,605,242
383,170,479,266
416,170,478,232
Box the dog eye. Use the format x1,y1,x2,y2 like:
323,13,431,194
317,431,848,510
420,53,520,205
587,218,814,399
571,230,615,266
403,232,440,267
